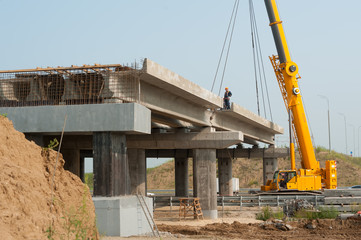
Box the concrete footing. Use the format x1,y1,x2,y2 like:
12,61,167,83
93,196,153,237
193,149,217,219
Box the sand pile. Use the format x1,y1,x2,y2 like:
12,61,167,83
0,116,98,239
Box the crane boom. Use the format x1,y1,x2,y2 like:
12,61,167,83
261,0,337,191
264,0,318,170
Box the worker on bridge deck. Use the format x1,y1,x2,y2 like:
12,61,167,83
223,87,232,109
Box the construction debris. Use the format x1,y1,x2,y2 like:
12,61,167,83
283,199,314,217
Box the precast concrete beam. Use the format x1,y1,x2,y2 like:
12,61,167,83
126,131,243,149
145,147,289,158
140,58,283,145
211,110,279,144
142,59,222,109
217,147,289,159
140,81,212,127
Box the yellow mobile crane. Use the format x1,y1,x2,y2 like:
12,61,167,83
261,0,337,191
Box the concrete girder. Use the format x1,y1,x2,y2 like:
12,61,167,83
210,117,273,144
144,147,289,159
140,58,283,145
151,112,197,129
140,81,212,127
126,131,243,149
142,59,222,110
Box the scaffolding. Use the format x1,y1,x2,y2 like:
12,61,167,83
0,63,142,107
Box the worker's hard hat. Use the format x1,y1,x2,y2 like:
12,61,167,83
225,87,229,90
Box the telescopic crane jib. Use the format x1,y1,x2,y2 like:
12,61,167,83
261,0,337,191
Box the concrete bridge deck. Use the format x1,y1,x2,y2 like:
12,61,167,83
0,59,287,228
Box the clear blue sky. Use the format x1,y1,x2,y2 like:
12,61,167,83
1,0,361,156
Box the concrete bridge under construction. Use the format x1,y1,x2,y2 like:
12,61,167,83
0,58,287,223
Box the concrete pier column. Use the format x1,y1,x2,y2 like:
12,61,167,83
175,157,189,197
218,157,233,196
263,151,278,185
93,132,130,196
193,149,217,219
25,134,44,147
128,148,146,195
62,148,81,178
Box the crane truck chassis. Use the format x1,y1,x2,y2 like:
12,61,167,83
261,0,337,192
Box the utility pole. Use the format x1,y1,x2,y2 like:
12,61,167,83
318,95,331,152
358,126,361,157
348,124,355,157
338,113,347,155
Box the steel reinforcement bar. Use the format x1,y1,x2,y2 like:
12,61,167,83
0,63,142,107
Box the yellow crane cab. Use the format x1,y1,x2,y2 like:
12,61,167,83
262,170,297,191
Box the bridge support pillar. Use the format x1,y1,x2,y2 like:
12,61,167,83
62,148,82,179
25,134,44,147
193,149,217,219
175,157,189,197
128,148,146,195
93,132,130,196
263,145,278,185
218,157,233,196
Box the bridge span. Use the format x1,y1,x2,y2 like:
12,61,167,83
0,59,286,224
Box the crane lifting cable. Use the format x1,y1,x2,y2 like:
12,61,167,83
248,0,273,121
210,0,240,97
211,0,238,93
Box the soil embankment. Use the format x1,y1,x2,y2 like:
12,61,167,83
0,116,98,239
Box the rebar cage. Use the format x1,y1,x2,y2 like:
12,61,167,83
0,63,142,107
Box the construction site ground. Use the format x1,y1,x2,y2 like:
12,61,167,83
102,206,361,240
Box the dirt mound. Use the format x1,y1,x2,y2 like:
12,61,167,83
158,219,361,239
0,116,98,239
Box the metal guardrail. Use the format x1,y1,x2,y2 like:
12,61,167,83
148,188,260,196
153,195,325,209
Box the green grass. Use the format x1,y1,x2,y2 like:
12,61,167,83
294,206,339,220
84,173,93,193
256,206,284,221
